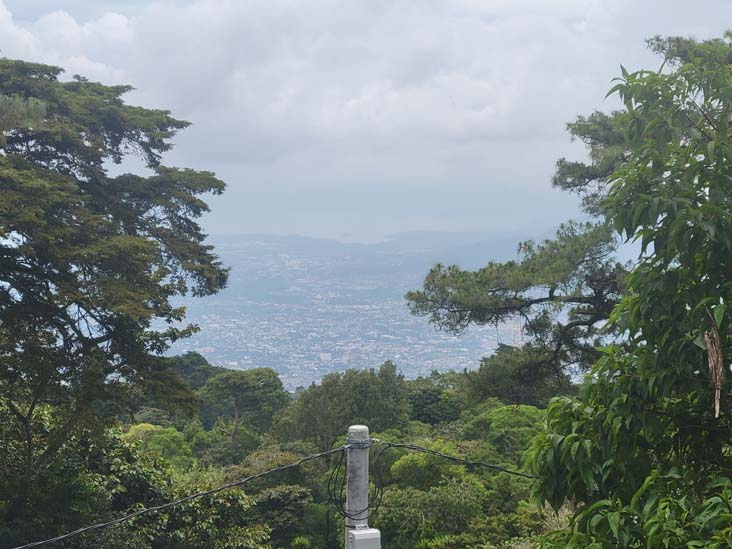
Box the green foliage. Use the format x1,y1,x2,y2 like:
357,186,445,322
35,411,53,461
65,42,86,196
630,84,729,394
124,423,195,471
169,351,225,391
462,401,543,465
376,474,544,549
273,361,409,450
0,419,165,548
291,536,313,548
407,371,467,425
199,368,289,433
0,402,270,548
1,354,552,548
230,442,332,547
402,40,664,549
235,442,328,491
407,220,624,377
552,110,632,215
137,467,271,549
0,57,227,534
367,399,545,549
247,484,312,547
376,478,487,547
199,419,259,467
465,344,573,407
0,94,45,145
529,34,732,547
134,406,173,427
390,439,468,489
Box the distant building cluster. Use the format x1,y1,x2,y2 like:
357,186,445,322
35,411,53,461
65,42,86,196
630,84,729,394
170,236,514,389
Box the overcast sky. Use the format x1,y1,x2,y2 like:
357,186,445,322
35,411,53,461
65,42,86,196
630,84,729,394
2,1,731,242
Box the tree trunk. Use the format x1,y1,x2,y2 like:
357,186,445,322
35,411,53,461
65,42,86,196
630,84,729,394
230,401,240,445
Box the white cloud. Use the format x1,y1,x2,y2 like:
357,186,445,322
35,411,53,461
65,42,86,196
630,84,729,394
0,3,37,55
0,0,731,239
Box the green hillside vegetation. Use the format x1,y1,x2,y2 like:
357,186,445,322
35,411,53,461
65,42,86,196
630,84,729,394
4,32,732,548
150,354,554,548
1,348,556,548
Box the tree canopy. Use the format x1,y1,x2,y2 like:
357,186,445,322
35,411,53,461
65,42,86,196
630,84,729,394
407,153,625,382
0,59,228,528
273,361,409,451
199,368,289,435
0,94,45,145
406,37,724,392
529,33,732,547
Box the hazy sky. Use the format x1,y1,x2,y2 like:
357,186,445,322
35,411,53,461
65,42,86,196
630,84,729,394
2,1,731,241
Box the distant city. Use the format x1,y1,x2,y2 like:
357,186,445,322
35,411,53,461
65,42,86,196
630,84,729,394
169,232,521,389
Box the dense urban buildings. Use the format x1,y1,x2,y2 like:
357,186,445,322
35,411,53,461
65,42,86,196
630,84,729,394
171,233,515,389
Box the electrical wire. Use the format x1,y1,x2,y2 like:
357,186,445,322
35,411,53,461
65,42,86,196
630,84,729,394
326,443,384,523
326,437,535,528
323,504,338,548
371,439,538,479
368,442,388,517
11,437,536,548
10,445,348,549
327,446,364,520
326,445,347,516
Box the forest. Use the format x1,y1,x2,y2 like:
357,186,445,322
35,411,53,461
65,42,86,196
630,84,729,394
4,32,732,548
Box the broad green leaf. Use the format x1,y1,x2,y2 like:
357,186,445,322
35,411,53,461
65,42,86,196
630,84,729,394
608,511,620,539
714,304,725,327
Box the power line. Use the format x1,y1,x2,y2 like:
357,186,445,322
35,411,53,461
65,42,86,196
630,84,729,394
326,437,536,526
10,445,347,549
11,437,536,548
326,443,385,522
371,439,537,479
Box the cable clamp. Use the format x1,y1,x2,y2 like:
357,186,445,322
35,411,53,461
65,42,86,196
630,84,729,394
346,437,372,449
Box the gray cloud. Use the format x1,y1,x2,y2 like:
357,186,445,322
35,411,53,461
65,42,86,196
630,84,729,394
1,0,731,240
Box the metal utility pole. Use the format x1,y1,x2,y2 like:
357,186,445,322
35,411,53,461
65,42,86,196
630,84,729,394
345,425,381,549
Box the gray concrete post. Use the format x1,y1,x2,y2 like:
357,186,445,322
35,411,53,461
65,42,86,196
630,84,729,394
344,425,381,549
345,425,370,530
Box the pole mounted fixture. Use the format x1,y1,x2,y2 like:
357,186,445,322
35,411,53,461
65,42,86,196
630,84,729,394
345,425,381,549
